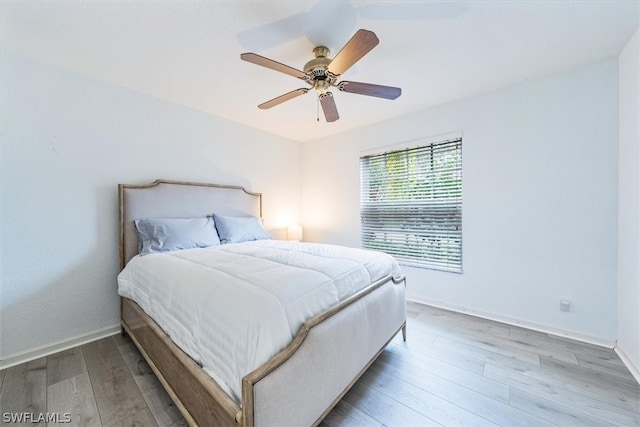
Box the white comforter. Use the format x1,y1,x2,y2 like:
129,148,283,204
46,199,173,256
117,240,402,403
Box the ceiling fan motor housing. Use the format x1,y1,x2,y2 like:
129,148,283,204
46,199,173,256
303,46,337,91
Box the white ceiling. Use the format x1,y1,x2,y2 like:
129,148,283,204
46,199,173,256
1,1,638,142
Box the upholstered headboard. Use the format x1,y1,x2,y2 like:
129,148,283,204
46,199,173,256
119,180,262,268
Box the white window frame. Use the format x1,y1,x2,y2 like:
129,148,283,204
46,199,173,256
360,134,463,273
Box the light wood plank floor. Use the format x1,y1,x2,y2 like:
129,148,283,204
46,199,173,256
1,302,638,426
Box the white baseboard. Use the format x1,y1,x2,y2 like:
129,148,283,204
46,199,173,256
0,325,121,370
614,345,640,385
407,296,616,349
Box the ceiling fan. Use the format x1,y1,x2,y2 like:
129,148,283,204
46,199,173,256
240,29,401,123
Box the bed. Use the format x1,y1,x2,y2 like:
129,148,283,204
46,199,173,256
118,179,406,427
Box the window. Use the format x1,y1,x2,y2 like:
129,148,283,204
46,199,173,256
360,137,462,273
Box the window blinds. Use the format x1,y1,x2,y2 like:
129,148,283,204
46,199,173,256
360,138,462,273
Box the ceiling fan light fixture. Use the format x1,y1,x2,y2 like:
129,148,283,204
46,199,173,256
314,79,331,94
240,29,402,122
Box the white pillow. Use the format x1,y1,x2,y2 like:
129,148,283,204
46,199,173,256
134,217,221,255
213,214,271,244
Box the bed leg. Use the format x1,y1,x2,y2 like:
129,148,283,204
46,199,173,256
121,325,127,336
402,324,407,342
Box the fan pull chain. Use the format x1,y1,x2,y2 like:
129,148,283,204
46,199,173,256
316,96,320,122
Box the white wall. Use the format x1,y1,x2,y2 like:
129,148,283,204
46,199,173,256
617,29,640,378
0,52,302,365
303,59,619,343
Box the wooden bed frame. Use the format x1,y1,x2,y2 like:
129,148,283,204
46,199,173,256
118,179,407,427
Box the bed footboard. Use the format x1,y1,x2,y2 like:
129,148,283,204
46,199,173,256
243,277,406,427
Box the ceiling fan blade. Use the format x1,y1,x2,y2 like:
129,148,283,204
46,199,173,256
338,81,401,100
327,29,379,76
241,53,306,79
258,88,310,109
319,92,339,122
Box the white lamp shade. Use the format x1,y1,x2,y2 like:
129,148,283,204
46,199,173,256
287,225,303,241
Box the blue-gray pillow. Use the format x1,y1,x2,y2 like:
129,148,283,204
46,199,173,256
134,217,221,255
212,214,271,244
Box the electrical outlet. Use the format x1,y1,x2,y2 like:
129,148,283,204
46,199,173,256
560,300,571,312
